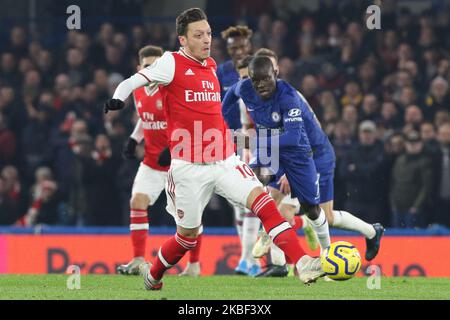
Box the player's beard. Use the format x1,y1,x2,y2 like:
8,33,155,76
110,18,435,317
185,42,210,61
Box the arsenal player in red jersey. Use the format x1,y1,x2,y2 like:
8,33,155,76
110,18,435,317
115,45,203,276
105,8,324,290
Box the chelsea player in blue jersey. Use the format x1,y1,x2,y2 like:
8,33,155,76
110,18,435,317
225,52,385,271
223,56,332,254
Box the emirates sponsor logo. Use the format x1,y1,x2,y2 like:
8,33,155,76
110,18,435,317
185,90,221,102
185,80,220,102
142,121,167,130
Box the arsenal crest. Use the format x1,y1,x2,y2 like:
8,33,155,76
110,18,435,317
156,99,163,110
177,209,185,219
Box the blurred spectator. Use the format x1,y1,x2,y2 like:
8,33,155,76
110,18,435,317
7,26,28,58
317,62,345,93
359,94,380,122
434,110,450,128
299,75,319,112
430,122,450,227
379,101,402,132
341,104,359,138
358,62,378,94
340,121,386,223
0,166,27,224
331,120,356,209
423,76,450,120
0,86,26,136
0,113,16,168
340,81,363,108
1,52,20,87
80,134,122,226
404,105,424,133
378,30,398,74
65,48,90,86
0,176,21,225
21,167,62,226
390,131,433,228
252,14,272,51
383,132,406,181
420,121,440,155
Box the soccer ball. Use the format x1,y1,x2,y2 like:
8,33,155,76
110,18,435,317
320,241,361,280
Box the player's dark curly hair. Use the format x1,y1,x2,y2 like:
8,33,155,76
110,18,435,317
176,8,208,36
221,26,253,40
138,45,163,63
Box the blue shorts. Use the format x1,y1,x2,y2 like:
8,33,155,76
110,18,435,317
277,154,320,205
269,165,334,204
318,169,334,203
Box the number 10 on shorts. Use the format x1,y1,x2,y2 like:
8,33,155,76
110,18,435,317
235,164,255,178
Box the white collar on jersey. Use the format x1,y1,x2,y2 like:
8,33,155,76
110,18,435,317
178,47,207,66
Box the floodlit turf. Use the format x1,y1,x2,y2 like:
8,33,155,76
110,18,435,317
0,275,448,300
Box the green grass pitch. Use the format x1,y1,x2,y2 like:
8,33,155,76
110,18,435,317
0,275,449,300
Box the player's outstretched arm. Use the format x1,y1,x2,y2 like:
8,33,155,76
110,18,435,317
104,74,149,113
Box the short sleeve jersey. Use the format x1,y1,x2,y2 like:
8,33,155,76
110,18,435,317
138,49,235,163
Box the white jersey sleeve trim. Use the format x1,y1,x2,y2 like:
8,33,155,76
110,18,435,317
113,73,148,101
130,118,144,143
138,51,175,86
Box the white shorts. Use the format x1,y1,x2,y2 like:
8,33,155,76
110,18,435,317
166,154,263,228
281,194,301,213
132,163,167,206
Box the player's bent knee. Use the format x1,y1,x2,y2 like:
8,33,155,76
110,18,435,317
245,186,265,210
130,193,150,210
177,225,200,238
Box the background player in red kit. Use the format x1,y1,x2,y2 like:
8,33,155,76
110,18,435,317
105,8,324,290
115,45,202,275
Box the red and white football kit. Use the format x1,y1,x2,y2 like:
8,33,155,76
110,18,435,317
128,86,169,258
118,48,263,229
113,48,307,285
130,86,169,207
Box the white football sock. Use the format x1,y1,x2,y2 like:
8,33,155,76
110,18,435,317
270,243,286,266
242,215,260,265
234,205,244,241
332,210,376,239
307,208,331,250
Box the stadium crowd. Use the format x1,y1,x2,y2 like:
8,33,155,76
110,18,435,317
0,0,450,229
